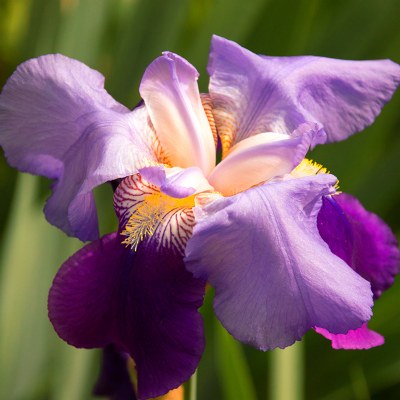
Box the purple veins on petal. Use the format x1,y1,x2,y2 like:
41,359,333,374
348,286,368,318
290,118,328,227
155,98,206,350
114,174,197,255
185,174,373,351
208,35,400,153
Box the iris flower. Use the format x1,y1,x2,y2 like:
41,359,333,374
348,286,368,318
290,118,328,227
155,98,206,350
1,36,400,399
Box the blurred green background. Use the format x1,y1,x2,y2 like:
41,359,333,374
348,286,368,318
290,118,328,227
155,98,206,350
1,0,400,399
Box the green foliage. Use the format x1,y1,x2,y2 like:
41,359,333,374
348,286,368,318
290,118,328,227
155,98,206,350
1,0,400,399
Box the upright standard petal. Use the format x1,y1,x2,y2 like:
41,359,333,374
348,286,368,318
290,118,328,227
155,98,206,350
0,55,158,241
208,35,400,153
185,175,373,350
208,122,325,196
318,193,400,299
49,230,205,399
140,52,216,175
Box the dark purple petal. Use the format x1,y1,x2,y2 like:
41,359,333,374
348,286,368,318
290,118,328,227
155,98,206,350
49,231,205,399
93,345,136,400
315,324,384,350
318,193,400,298
208,35,400,151
0,55,157,241
120,235,205,399
185,175,373,350
49,233,120,347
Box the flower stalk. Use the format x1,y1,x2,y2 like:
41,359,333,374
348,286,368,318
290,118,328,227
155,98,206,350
269,341,304,400
188,369,198,400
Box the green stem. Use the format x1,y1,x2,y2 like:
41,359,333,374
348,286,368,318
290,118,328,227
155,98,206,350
189,369,198,400
268,341,304,400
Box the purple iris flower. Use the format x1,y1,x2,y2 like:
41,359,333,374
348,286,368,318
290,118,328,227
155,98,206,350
1,35,400,398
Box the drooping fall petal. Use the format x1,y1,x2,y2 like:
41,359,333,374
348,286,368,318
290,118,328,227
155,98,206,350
49,230,205,399
185,175,373,350
0,55,158,240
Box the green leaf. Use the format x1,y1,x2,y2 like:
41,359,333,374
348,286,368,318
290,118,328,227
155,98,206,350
214,320,257,400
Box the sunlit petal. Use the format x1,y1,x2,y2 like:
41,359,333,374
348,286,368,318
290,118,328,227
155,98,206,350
140,165,213,198
0,55,157,240
140,52,216,175
208,35,400,153
208,122,324,196
185,175,373,350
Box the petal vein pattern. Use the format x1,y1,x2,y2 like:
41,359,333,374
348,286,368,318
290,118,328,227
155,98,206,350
185,175,373,350
114,174,195,254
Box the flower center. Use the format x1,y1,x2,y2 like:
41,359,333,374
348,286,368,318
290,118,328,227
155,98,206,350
292,159,340,190
291,159,329,177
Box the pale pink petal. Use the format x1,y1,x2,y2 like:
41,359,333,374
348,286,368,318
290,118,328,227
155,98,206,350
140,52,216,175
208,123,322,196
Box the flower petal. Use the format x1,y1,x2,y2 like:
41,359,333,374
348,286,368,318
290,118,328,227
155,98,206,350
49,230,205,399
0,55,127,177
185,175,373,350
118,234,205,399
140,52,216,175
315,324,384,350
114,174,197,257
208,122,324,196
0,55,157,240
139,165,213,198
208,35,400,152
48,233,120,348
318,194,400,299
